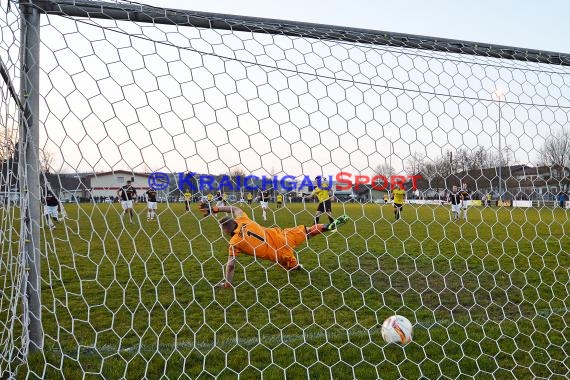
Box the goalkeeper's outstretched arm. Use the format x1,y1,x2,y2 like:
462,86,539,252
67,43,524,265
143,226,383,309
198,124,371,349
212,205,244,217
218,256,236,288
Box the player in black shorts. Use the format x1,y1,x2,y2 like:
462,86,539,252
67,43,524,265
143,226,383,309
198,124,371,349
117,180,137,223
42,186,60,230
146,188,158,221
304,177,334,225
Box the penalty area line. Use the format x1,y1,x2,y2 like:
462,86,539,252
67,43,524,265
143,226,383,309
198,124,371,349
44,306,569,356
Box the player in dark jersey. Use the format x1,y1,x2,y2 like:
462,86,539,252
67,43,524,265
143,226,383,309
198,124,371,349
257,188,271,221
448,185,462,221
117,180,137,223
215,190,227,207
213,190,226,218
459,185,470,221
42,186,60,230
146,188,158,221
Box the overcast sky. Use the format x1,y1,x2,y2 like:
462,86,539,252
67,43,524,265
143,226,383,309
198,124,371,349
2,0,569,179
35,0,570,176
146,0,570,54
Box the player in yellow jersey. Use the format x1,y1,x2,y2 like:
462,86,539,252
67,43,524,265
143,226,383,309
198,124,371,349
247,192,253,205
304,176,334,225
276,193,283,208
184,190,192,211
391,186,406,221
207,192,213,202
199,204,349,287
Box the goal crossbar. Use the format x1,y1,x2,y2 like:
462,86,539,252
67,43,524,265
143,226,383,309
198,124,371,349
28,0,570,66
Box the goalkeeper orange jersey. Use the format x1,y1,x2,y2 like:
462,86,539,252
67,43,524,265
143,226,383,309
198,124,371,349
228,213,306,269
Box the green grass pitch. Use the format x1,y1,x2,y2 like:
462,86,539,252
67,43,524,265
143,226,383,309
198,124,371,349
3,202,569,379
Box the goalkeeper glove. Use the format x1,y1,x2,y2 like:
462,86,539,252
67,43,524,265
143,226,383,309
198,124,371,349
216,280,232,289
199,203,219,217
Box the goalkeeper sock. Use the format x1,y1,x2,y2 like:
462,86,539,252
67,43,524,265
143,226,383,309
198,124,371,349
307,224,326,237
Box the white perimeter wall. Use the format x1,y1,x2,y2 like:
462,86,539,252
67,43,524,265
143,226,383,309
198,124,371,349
90,173,150,198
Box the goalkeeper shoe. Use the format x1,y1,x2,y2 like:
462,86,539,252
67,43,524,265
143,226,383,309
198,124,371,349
327,214,350,230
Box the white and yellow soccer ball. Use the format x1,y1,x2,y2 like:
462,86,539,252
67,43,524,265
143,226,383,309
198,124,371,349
381,315,413,344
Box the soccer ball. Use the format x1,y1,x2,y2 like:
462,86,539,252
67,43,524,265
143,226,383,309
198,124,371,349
381,315,413,344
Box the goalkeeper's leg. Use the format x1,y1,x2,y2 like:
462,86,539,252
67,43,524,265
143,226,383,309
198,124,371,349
307,214,350,238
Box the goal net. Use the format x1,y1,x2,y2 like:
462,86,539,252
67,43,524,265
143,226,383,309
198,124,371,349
1,0,569,378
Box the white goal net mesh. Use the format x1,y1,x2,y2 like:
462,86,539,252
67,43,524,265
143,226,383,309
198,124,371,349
1,0,569,378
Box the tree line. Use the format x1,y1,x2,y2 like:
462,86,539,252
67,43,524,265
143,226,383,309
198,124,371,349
402,128,570,178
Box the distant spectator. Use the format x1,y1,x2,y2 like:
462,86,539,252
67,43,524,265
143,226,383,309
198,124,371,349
558,192,568,208
485,193,492,207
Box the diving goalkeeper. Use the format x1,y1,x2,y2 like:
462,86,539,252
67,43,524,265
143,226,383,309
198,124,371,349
199,203,349,288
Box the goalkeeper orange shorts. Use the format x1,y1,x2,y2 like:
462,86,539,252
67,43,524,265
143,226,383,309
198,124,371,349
276,226,307,269
283,225,307,249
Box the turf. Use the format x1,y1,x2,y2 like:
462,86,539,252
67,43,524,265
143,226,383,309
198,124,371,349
2,202,569,379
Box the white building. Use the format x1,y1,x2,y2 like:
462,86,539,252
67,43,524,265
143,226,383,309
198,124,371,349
0,190,19,204
89,170,151,199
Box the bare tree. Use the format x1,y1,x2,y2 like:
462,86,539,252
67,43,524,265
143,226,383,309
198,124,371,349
405,152,424,175
406,151,461,191
229,165,247,178
487,148,512,168
469,147,488,170
0,128,17,162
40,148,54,173
451,148,471,173
374,162,395,177
228,166,248,193
538,128,570,169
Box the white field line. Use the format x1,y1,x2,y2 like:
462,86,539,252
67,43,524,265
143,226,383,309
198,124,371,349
42,307,569,356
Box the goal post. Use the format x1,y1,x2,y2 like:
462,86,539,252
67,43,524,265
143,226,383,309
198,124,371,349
1,0,569,378
19,0,43,353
